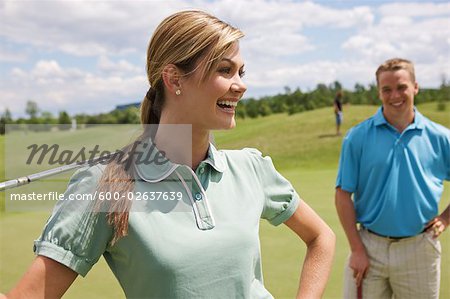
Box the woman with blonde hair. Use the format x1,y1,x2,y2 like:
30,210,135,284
5,10,335,298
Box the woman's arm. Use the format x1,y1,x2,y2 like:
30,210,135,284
5,256,78,299
284,201,336,299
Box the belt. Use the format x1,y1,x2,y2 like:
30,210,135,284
366,229,412,240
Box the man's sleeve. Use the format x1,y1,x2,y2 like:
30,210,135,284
336,130,360,193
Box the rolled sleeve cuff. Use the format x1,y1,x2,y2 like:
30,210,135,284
33,240,94,277
268,193,300,226
336,184,355,193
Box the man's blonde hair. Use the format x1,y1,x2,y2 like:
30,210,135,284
376,58,416,85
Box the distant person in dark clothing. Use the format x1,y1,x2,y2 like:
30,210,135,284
334,91,343,135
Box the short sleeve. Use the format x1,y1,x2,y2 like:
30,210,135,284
336,129,360,193
444,130,450,181
33,165,113,277
245,148,300,226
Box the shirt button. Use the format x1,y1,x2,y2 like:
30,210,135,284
194,193,202,201
199,167,205,174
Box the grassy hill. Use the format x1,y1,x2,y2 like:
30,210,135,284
0,103,449,298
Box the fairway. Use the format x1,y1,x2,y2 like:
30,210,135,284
1,103,449,298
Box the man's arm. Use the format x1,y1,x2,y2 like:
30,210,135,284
335,187,369,287
333,102,339,113
5,256,78,299
285,201,336,299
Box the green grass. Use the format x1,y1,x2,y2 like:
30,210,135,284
1,103,449,298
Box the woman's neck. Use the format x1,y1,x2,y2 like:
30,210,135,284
153,124,209,171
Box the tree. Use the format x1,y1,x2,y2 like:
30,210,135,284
245,98,259,118
257,101,272,117
41,111,55,123
235,103,246,119
25,100,39,119
0,108,13,135
283,86,292,95
112,107,140,124
58,111,71,130
58,111,71,124
3,108,12,122
330,80,343,93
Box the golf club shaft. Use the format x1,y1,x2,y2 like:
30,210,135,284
0,152,119,191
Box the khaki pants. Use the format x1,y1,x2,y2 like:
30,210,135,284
343,228,441,299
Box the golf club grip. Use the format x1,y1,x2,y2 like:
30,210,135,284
357,284,363,299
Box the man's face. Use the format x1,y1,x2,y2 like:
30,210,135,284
378,69,418,120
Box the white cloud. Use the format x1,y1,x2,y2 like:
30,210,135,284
0,0,181,56
0,47,28,63
205,0,374,58
1,0,449,118
246,60,374,90
2,60,147,117
97,56,142,76
378,2,450,18
0,0,374,58
342,3,450,66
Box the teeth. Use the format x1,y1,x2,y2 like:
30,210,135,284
392,102,403,106
217,100,238,107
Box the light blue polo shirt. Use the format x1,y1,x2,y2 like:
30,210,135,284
336,107,450,237
34,143,300,298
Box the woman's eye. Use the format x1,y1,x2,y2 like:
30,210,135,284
219,67,231,74
239,70,246,78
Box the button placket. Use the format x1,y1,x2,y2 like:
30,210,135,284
175,166,215,231
194,193,202,201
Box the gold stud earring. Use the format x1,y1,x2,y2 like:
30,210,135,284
175,89,181,96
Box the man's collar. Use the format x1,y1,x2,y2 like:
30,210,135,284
374,106,424,130
373,107,388,126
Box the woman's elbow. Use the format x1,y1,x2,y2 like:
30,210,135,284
310,225,336,252
322,225,336,248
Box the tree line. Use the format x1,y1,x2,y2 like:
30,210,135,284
1,80,448,135
236,80,448,119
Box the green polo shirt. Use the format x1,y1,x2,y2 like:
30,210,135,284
34,143,300,298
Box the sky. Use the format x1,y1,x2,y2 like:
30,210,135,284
1,0,449,118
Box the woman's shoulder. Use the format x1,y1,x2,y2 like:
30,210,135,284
71,163,105,179
65,163,107,193
219,147,274,171
220,147,264,160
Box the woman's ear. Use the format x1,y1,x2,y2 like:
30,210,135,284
414,82,419,96
162,64,182,96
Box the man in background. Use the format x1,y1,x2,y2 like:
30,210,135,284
334,91,343,135
335,58,450,299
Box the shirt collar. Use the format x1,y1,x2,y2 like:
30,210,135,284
373,106,424,130
411,108,425,129
203,143,226,173
373,107,387,127
134,139,226,183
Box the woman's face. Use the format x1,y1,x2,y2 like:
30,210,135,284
180,42,247,131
